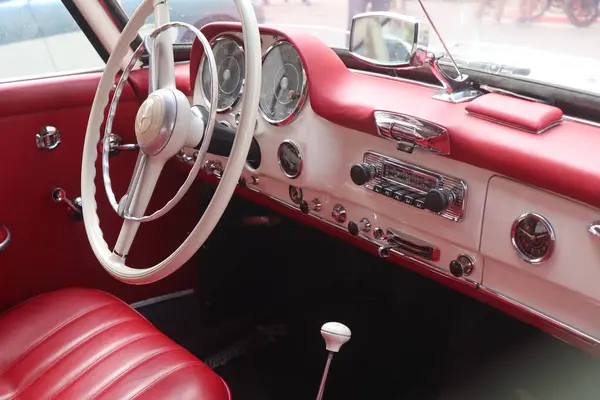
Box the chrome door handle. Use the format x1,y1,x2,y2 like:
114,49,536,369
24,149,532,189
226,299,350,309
588,222,600,238
0,225,10,252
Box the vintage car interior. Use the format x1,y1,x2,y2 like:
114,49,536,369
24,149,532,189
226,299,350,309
2,0,600,398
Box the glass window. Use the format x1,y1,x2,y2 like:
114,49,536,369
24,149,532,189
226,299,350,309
119,0,265,44
120,0,600,94
0,0,104,82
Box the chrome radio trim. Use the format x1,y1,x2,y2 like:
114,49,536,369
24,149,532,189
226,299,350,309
374,111,450,155
363,151,467,222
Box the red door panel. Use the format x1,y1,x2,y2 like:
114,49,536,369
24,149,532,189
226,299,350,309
0,71,199,311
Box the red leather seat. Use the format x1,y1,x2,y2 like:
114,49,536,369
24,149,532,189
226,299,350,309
0,288,231,400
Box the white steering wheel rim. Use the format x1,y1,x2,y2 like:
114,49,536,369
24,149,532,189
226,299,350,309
81,0,261,284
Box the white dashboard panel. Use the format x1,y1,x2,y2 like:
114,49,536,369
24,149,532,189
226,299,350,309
481,176,600,339
185,100,495,284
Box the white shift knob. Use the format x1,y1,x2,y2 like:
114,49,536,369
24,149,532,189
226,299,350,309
320,322,351,353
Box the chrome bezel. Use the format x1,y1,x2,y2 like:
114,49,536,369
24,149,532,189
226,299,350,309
511,212,556,264
199,34,245,113
259,40,308,126
277,140,303,179
288,185,304,204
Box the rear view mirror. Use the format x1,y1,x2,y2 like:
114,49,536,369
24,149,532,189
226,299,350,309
349,12,430,68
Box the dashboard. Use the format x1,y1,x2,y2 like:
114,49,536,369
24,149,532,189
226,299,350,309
178,23,600,354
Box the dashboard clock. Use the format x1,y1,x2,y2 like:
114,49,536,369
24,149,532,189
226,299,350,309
511,212,555,264
277,140,302,179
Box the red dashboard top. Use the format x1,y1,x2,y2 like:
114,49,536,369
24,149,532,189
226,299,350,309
190,22,600,210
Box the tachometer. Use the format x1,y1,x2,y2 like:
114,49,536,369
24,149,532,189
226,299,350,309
259,41,307,125
201,36,244,112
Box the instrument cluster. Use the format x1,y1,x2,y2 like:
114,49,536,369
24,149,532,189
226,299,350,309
198,34,308,127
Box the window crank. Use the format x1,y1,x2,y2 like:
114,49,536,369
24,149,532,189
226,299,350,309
98,133,139,156
51,188,83,219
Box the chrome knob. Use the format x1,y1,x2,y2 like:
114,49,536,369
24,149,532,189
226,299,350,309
300,198,322,214
51,187,83,218
331,204,347,223
373,227,386,240
358,218,371,233
449,254,475,278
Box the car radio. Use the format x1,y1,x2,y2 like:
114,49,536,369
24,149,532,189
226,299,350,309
350,151,467,221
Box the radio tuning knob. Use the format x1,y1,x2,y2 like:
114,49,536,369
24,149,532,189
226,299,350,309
424,188,455,213
350,163,377,186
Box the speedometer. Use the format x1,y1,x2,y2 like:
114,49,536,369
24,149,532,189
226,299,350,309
201,36,244,112
259,41,307,125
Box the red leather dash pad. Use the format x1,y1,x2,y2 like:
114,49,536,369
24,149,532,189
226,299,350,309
465,93,563,133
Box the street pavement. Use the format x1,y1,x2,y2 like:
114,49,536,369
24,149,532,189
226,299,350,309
261,0,600,58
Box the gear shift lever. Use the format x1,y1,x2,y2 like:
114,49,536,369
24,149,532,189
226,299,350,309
316,322,351,400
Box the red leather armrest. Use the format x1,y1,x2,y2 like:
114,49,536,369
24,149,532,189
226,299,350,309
465,93,563,134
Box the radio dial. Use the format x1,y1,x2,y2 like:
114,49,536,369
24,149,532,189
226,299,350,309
350,163,377,186
424,189,455,213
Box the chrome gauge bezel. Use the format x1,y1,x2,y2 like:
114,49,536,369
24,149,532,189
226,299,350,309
277,140,303,179
259,40,308,126
199,34,245,113
510,212,556,264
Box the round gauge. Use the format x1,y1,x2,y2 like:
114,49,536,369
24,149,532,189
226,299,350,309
277,140,303,179
259,41,307,125
289,185,303,204
201,36,244,112
511,213,556,264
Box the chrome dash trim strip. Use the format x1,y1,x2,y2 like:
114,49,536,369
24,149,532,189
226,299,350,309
130,289,195,309
465,110,563,134
479,287,600,348
479,85,549,104
350,68,443,90
563,115,600,129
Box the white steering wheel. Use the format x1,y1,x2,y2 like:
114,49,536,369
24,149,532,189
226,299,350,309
81,0,261,284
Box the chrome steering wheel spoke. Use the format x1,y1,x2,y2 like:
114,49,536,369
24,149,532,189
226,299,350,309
101,21,218,230
113,153,166,258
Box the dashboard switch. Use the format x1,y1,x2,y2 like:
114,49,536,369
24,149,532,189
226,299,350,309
373,227,386,240
300,198,322,214
358,218,371,233
424,188,455,213
348,221,359,236
332,204,347,223
350,163,377,185
449,255,475,278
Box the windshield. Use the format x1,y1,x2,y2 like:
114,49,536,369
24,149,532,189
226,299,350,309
118,0,600,94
